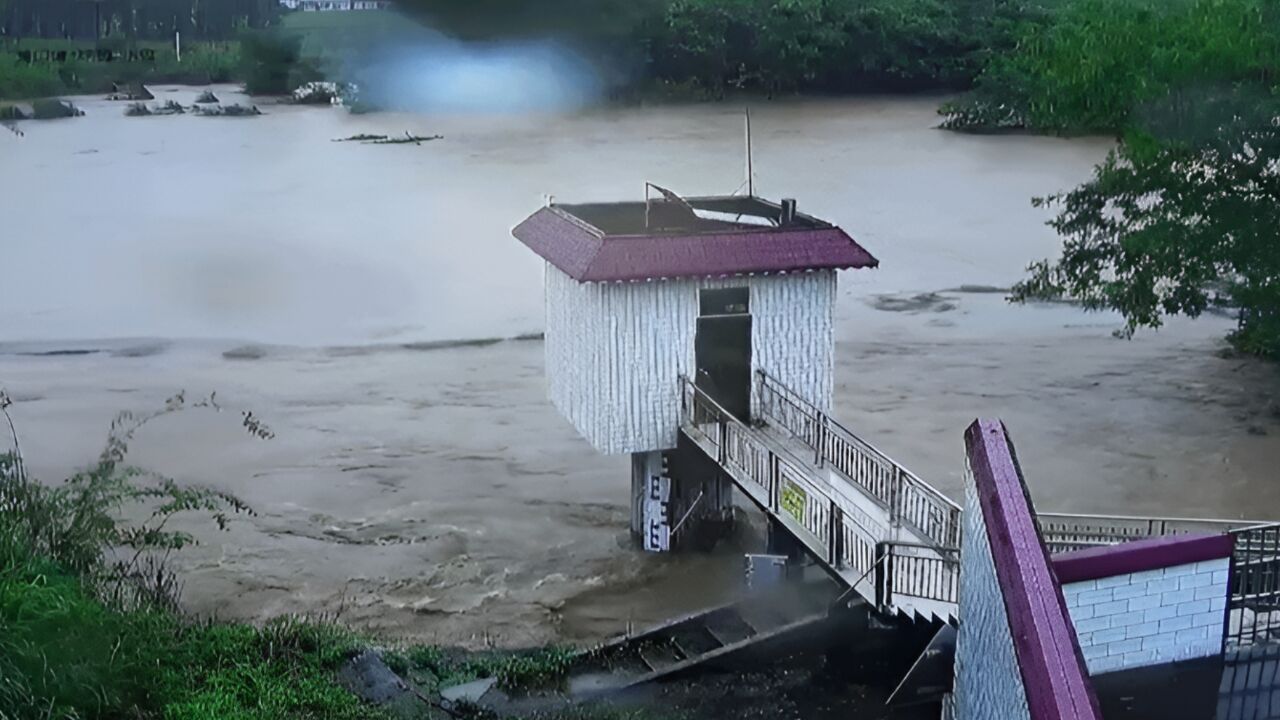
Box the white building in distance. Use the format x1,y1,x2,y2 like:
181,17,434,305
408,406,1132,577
279,0,392,10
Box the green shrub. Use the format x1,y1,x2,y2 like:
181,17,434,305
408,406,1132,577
944,0,1280,133
0,395,380,719
403,645,577,693
0,548,177,717
642,0,999,94
0,57,64,101
161,619,375,720
239,30,321,95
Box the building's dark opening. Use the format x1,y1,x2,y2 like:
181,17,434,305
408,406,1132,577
696,287,752,423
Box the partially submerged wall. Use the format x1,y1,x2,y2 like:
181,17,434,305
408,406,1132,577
952,419,1101,720
1054,534,1232,674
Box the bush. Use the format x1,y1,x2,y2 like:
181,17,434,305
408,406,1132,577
1012,90,1280,359
0,548,178,717
401,644,577,693
0,556,378,720
239,30,322,95
944,0,1280,133
0,394,384,718
0,56,64,101
641,0,1001,95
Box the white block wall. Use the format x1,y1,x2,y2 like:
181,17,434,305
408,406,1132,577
544,264,836,455
1063,558,1229,675
953,474,1032,720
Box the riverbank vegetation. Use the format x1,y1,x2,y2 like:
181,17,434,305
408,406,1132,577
0,39,239,100
3,3,1278,356
0,392,655,719
960,0,1280,359
942,0,1280,133
0,393,382,718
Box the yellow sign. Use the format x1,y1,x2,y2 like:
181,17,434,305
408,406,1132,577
780,481,806,523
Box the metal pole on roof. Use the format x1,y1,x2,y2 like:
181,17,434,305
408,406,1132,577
745,107,754,197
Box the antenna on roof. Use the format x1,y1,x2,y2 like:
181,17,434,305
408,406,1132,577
745,107,754,197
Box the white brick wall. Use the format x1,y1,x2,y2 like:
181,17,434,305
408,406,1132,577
953,474,1032,720
544,265,835,455
1063,558,1229,675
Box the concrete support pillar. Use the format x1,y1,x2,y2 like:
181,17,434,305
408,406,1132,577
766,517,806,575
630,438,737,553
630,451,668,551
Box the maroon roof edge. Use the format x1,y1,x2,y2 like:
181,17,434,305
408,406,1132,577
1053,533,1233,585
965,419,1103,720
511,206,878,282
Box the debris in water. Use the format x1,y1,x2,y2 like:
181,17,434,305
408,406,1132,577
293,81,354,106
106,82,154,101
194,90,220,104
333,131,443,145
372,132,443,145
30,99,84,119
1,104,30,121
194,104,262,117
126,100,186,117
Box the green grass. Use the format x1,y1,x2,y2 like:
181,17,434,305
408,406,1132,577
0,39,240,100
0,544,384,719
279,9,415,58
384,644,577,695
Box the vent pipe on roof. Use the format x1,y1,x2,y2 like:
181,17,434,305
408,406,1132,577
780,198,797,225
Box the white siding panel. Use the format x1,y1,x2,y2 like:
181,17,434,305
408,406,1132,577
544,264,835,455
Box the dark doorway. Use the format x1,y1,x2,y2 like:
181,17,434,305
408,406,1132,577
695,288,752,423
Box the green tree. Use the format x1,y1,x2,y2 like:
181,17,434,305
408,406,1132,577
1013,89,1280,358
239,28,316,94
943,0,1280,133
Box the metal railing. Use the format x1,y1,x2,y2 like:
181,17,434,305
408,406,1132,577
681,377,876,574
679,375,957,620
1226,524,1280,651
1036,512,1267,555
877,541,961,608
755,370,962,549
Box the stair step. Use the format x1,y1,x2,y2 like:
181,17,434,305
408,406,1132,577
638,642,685,672
738,602,795,633
704,610,757,646
670,625,724,657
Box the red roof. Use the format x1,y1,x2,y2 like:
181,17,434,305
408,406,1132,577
511,198,878,283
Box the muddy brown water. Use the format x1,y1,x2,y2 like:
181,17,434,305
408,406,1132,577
2,86,1278,648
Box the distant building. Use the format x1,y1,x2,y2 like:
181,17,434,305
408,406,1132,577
278,0,392,10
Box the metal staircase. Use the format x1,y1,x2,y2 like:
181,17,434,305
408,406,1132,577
678,371,961,625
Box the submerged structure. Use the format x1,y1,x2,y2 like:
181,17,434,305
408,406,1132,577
512,188,1280,719
514,188,876,551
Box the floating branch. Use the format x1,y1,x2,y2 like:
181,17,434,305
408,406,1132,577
332,131,443,145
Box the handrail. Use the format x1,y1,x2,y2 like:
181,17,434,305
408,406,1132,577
755,369,962,549
1038,511,1267,528
678,374,959,621
1035,512,1266,554
879,540,961,607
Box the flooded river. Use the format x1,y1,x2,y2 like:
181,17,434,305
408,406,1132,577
1,86,1277,647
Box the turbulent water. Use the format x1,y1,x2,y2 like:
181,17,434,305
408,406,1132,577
2,86,1278,647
